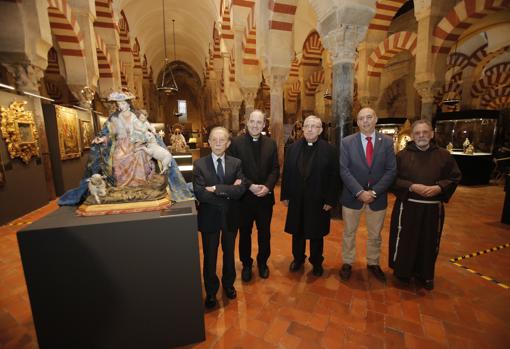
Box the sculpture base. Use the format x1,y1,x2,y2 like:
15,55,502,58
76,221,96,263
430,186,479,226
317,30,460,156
76,196,171,216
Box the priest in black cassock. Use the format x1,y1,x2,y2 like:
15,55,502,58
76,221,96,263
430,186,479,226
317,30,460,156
281,115,340,277
389,119,461,290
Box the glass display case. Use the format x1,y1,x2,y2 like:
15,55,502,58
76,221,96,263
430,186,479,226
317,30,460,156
434,110,500,185
435,118,497,155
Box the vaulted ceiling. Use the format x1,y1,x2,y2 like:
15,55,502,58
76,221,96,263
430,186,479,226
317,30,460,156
118,0,221,81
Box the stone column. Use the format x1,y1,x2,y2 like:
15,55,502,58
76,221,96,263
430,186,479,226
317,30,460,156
266,67,288,165
321,24,368,146
230,101,242,134
242,87,257,119
69,4,99,90
4,62,56,199
414,0,453,119
221,108,231,130
414,80,440,121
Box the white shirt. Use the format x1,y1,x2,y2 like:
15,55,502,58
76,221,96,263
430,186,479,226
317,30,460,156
360,131,376,156
211,153,226,174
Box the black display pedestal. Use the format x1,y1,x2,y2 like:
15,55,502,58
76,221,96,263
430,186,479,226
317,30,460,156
453,153,494,185
502,174,510,225
17,201,205,349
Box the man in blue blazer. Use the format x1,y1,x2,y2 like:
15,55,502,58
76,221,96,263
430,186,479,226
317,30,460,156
193,127,246,309
340,107,396,282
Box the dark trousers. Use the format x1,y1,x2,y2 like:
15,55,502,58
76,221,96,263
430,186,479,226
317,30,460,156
200,229,237,296
292,234,324,266
239,199,273,267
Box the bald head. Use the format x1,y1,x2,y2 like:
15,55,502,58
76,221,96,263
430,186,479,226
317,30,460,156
357,107,378,135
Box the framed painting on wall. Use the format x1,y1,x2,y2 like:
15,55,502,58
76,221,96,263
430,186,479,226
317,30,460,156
79,119,93,150
55,105,81,160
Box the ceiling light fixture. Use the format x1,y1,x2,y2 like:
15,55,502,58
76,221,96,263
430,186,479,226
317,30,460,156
157,0,178,95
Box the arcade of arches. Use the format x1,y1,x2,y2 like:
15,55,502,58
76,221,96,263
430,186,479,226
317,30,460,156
1,1,510,348
1,0,509,158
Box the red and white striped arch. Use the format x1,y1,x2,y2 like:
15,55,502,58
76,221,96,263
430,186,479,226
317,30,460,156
142,55,150,80
472,71,510,97
243,8,258,65
118,11,131,54
368,0,407,33
268,0,298,32
95,32,112,78
229,49,236,82
480,85,510,109
447,52,470,71
468,43,489,68
367,31,417,77
133,38,142,70
432,0,510,54
45,48,61,77
302,31,323,67
304,70,324,97
287,80,300,102
213,28,222,61
94,0,116,30
120,61,127,86
289,56,300,79
47,0,84,57
221,4,234,40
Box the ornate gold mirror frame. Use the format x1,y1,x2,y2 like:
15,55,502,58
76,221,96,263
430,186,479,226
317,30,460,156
0,100,40,164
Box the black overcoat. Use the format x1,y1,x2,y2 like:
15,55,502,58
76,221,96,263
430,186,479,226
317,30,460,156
281,138,340,238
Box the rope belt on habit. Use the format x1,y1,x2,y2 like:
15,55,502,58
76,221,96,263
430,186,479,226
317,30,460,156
408,198,441,204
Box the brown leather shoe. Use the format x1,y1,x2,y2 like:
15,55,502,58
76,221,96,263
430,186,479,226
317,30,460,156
339,263,352,281
367,265,386,282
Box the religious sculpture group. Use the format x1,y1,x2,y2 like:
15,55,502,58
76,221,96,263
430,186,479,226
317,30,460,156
59,91,194,215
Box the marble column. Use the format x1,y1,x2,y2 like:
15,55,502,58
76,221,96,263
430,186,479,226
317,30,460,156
321,24,368,147
242,88,257,119
267,69,288,165
414,80,440,121
221,108,231,130
230,101,242,134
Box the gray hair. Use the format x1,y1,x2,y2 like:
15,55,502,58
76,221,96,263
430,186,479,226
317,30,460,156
411,119,433,131
303,114,322,125
209,126,231,140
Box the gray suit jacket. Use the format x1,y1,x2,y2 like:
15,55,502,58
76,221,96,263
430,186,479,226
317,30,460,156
340,131,396,211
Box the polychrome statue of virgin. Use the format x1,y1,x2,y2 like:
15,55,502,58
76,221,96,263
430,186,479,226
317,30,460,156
58,91,194,214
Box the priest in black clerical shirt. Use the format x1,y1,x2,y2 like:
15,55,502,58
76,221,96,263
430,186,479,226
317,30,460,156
281,115,340,277
228,110,279,282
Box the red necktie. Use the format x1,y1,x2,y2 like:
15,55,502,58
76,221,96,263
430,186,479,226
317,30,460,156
366,136,373,166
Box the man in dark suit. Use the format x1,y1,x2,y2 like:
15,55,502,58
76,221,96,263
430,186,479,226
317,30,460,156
228,110,279,282
281,115,340,277
339,107,396,282
193,127,246,309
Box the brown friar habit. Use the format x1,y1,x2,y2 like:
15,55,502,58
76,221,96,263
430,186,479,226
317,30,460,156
389,141,461,282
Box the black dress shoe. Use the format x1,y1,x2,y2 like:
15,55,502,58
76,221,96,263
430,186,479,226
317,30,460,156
258,265,270,279
395,275,411,285
241,266,252,282
204,295,217,309
289,260,303,272
312,265,324,277
339,263,352,281
224,286,237,299
423,279,434,290
367,265,387,282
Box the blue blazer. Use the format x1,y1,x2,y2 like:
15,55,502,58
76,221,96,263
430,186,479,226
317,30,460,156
340,131,396,211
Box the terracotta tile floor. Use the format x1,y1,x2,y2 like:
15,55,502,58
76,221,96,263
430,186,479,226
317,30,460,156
1,184,510,349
